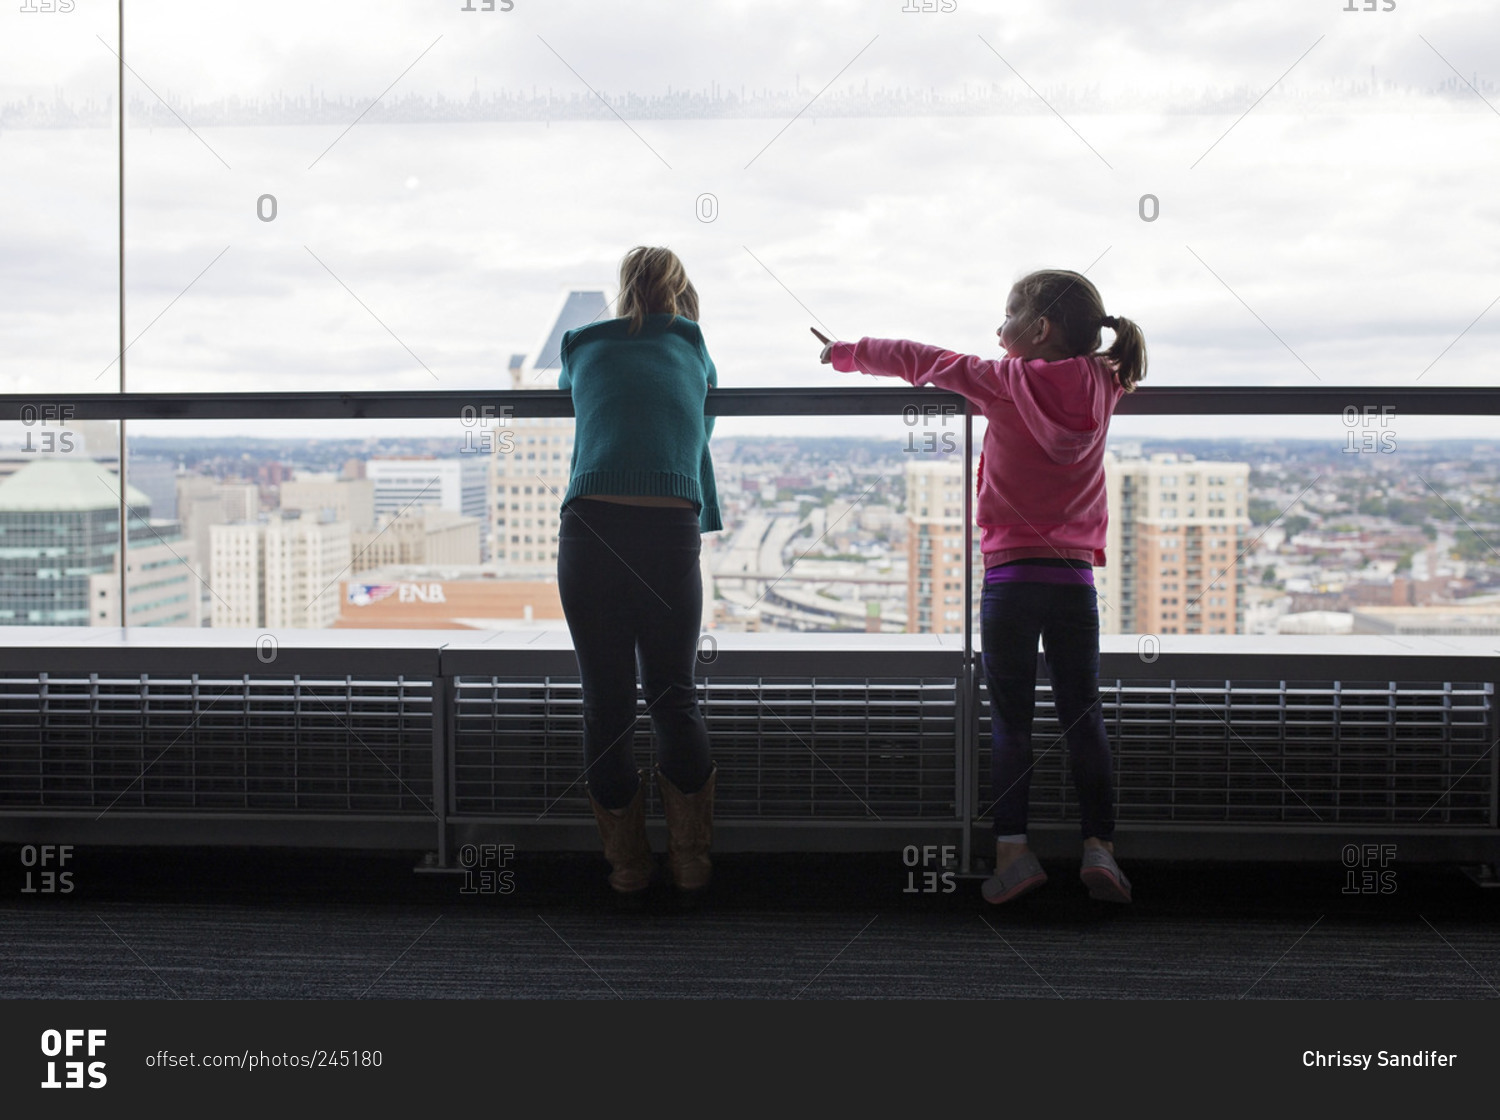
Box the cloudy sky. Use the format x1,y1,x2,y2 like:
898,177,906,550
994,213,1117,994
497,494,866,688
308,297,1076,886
1,0,1497,443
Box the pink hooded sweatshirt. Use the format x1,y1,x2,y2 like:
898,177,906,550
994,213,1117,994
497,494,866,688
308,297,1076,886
830,338,1125,569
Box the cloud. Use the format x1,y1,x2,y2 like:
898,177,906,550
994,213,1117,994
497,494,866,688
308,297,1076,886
2,0,1497,439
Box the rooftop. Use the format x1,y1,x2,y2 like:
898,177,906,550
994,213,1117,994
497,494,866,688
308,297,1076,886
0,456,150,513
530,289,611,371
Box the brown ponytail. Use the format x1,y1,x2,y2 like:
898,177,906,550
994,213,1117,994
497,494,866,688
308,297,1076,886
1100,314,1147,393
1011,269,1148,392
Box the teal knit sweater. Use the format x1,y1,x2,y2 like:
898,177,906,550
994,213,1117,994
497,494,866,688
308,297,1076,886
557,313,722,533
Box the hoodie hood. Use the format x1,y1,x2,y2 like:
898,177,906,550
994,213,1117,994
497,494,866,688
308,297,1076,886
1006,355,1120,466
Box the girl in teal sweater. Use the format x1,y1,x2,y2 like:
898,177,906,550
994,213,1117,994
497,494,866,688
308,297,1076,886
557,246,722,896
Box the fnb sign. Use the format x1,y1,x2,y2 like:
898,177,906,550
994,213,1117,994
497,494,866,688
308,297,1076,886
398,582,446,604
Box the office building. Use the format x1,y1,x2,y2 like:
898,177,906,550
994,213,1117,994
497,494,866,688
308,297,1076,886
491,290,607,567
126,457,180,521
367,457,488,558
336,564,563,629
0,457,195,627
177,475,261,586
88,534,204,627
209,512,351,630
281,473,376,532
350,507,481,572
210,521,263,629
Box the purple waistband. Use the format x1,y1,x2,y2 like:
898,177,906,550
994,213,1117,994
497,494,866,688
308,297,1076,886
984,563,1095,587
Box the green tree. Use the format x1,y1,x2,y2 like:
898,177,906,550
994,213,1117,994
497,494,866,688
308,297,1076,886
1452,530,1497,563
1248,498,1280,524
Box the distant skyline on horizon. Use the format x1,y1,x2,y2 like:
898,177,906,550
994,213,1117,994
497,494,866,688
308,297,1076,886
5,72,1496,129
4,0,1497,440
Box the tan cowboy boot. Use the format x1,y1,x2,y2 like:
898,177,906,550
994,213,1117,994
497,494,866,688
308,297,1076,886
588,774,653,893
655,764,716,891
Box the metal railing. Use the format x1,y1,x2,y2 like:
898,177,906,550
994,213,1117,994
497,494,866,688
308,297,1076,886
6,385,1500,420
0,630,1495,872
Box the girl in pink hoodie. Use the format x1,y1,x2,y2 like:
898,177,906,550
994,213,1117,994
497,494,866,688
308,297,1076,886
816,269,1148,904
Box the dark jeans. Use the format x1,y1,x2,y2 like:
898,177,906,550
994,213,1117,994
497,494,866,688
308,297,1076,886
981,580,1116,841
556,498,713,810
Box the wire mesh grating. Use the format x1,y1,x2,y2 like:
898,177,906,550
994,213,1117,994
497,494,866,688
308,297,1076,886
977,678,1493,826
0,675,434,813
452,676,960,819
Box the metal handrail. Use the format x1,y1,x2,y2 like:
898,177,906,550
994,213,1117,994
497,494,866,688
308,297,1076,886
2,384,1498,420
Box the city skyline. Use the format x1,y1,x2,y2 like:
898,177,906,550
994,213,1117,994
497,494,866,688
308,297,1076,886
8,69,1496,128
8,431,1500,640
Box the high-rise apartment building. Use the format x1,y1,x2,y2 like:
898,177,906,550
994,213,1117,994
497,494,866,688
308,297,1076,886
902,450,1251,638
904,458,981,635
1099,450,1250,636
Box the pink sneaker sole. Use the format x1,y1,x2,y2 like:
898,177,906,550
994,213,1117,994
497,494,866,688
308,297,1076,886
1080,861,1132,903
982,852,1048,904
